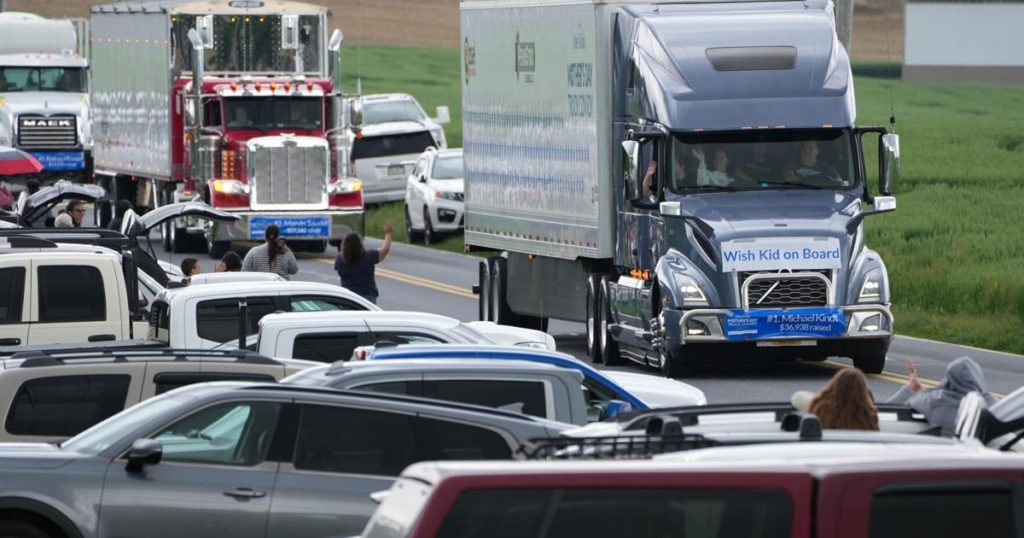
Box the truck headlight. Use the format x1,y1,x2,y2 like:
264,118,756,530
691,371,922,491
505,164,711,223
679,277,708,307
213,179,249,195
330,179,362,194
858,269,883,303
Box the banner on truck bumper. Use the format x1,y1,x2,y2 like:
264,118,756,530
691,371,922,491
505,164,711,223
721,237,841,272
250,216,331,239
31,151,85,172
724,307,846,340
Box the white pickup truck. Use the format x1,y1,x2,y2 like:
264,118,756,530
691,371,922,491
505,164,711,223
254,310,554,363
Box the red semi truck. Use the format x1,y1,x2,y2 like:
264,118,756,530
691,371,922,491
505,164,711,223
90,0,363,256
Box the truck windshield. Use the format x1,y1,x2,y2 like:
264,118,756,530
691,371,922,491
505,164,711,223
224,97,322,131
667,130,856,193
0,67,86,93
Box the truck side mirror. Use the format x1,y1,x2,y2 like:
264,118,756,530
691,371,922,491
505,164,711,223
879,133,899,196
621,140,641,201
350,98,364,130
434,106,451,125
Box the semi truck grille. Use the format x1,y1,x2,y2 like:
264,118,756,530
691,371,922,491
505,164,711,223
17,115,77,149
740,270,830,308
249,143,328,207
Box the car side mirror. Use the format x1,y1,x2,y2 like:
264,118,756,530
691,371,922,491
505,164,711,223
125,439,163,474
606,399,633,418
434,106,450,125
419,175,427,184
621,140,641,202
878,133,899,196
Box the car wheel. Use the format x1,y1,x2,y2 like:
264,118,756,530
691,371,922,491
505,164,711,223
423,208,437,244
405,206,422,243
0,520,52,538
658,344,691,378
586,275,601,364
853,354,886,374
599,275,623,366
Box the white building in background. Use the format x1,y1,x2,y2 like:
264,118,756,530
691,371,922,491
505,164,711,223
904,0,1024,83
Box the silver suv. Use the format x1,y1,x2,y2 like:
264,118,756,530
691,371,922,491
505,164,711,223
0,382,569,538
0,347,318,443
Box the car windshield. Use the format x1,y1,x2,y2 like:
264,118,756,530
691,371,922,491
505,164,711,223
432,155,464,180
61,392,192,456
363,99,426,124
224,97,322,131
666,129,856,194
0,67,87,92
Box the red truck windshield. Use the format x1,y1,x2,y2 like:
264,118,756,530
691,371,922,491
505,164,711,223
224,97,321,131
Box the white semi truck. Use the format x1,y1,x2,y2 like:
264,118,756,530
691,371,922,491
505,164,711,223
0,12,91,184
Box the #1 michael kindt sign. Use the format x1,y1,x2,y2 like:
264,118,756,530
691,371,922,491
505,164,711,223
721,237,842,272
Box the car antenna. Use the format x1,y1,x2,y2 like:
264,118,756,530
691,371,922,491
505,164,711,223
364,319,378,345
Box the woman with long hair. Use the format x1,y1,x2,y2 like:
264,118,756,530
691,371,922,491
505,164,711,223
242,224,299,279
808,368,879,431
335,222,392,304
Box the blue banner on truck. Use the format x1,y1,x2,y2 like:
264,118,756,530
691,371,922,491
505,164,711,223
31,151,85,171
250,216,331,239
723,308,846,341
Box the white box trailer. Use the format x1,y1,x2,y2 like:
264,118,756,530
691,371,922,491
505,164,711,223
462,0,614,261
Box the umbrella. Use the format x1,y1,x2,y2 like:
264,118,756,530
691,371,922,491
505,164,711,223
0,147,43,175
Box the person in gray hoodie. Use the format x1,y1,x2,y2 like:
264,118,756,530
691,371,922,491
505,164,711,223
887,356,997,437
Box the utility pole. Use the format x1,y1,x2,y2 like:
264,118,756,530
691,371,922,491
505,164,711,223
835,0,855,53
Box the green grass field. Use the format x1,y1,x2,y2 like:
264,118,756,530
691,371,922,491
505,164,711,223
343,45,1024,354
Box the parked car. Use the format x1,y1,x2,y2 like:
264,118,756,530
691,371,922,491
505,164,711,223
0,347,319,443
284,358,616,424
405,147,464,244
957,386,1024,452
0,381,570,538
186,272,285,286
148,281,379,349
361,443,1022,538
254,311,554,363
352,93,450,204
355,344,707,409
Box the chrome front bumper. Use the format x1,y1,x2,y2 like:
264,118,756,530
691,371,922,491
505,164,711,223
674,304,894,344
206,210,365,242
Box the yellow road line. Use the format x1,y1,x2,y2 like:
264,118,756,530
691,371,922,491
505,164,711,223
303,255,477,299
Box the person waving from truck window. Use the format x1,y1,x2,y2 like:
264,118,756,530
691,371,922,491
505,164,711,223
335,223,393,305
693,147,735,187
784,140,841,185
641,160,657,198
243,224,299,279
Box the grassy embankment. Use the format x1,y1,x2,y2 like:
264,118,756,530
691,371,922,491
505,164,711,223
343,45,1024,354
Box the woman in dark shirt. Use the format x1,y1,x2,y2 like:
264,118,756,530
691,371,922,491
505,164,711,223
335,223,392,304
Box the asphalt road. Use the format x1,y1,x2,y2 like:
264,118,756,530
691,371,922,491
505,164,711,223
155,236,1024,404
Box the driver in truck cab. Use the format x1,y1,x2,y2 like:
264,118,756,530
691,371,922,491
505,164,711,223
784,140,841,184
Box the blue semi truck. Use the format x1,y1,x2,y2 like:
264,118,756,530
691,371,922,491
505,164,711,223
463,0,900,376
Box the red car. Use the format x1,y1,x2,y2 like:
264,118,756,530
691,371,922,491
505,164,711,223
360,443,1024,538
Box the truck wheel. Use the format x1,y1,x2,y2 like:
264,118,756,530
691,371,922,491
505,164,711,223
169,224,189,253
478,260,491,321
0,519,52,538
599,275,623,366
853,354,886,374
658,345,691,378
423,209,437,244
405,207,422,243
586,275,601,363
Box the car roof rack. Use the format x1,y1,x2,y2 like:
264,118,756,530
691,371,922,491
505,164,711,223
11,347,281,368
615,402,921,431
520,428,720,460
0,235,60,249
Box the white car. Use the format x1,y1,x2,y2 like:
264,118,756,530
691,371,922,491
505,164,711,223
352,93,450,204
404,147,464,243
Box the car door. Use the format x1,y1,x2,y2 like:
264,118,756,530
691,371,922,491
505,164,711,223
0,264,29,347
28,258,125,344
98,400,283,538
